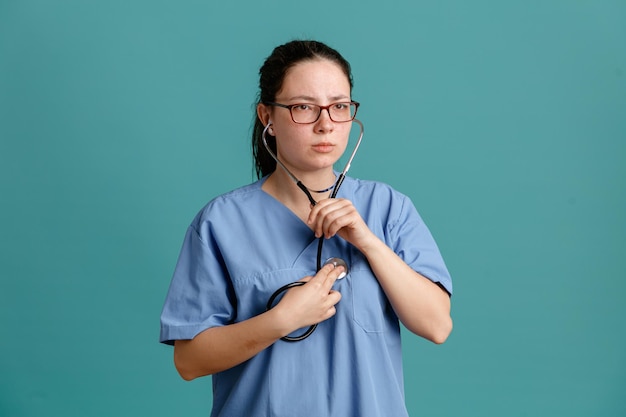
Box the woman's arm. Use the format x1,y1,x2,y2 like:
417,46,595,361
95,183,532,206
174,309,286,380
308,198,452,343
357,236,452,343
173,263,344,380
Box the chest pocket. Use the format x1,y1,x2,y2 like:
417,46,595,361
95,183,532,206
349,249,388,333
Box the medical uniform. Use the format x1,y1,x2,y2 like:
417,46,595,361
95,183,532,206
160,175,452,417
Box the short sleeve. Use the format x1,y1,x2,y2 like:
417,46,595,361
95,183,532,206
388,195,453,296
159,223,237,345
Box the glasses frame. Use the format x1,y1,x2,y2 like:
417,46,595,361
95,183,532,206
265,101,360,124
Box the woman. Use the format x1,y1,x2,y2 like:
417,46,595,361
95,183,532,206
160,40,453,417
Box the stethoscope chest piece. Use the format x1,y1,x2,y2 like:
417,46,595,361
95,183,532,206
324,257,348,279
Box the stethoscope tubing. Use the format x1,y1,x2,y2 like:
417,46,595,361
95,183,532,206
262,119,364,342
261,119,363,205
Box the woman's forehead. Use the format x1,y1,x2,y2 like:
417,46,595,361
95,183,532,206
278,59,351,101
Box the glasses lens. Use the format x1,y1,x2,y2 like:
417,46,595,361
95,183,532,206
329,102,357,122
290,103,357,123
290,104,319,123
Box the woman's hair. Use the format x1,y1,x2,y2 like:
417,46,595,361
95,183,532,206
252,40,354,179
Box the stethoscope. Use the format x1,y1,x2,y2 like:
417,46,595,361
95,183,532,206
263,119,364,342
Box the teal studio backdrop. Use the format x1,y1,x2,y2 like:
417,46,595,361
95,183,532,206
1,1,625,416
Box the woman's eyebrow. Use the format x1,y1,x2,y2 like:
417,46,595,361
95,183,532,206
284,94,351,102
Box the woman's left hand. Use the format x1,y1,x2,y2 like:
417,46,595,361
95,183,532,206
307,198,375,250
308,197,453,344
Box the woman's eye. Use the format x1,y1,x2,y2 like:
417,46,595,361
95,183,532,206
293,104,313,112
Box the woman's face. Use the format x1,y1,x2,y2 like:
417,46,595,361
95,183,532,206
261,59,353,175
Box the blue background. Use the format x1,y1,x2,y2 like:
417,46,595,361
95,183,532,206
1,1,625,416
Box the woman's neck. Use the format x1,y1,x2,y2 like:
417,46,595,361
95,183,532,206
262,167,336,215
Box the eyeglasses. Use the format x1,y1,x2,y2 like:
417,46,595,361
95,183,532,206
265,101,360,124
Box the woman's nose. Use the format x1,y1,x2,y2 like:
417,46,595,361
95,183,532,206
315,108,334,132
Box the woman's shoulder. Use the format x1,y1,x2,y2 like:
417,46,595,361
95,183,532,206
344,176,410,202
343,176,420,226
192,179,266,223
216,179,266,202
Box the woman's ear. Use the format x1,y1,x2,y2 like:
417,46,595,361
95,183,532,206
257,103,272,127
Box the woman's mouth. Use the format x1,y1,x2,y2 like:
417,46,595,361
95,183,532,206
312,142,335,153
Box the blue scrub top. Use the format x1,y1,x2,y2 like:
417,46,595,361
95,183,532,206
160,175,452,417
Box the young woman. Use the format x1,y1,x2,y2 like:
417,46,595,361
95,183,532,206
160,40,453,417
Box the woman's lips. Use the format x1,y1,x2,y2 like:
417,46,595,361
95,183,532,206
312,143,334,153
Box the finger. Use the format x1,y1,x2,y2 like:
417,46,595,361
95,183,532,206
319,262,336,279
307,263,335,286
322,264,345,290
307,198,346,225
323,212,351,239
307,202,327,238
306,198,335,224
310,200,352,238
328,289,342,305
324,305,337,320
320,205,355,239
298,275,313,283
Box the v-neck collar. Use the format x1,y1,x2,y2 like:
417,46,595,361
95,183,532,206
258,176,314,230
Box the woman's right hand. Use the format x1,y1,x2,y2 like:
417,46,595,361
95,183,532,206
274,263,344,333
173,263,344,380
